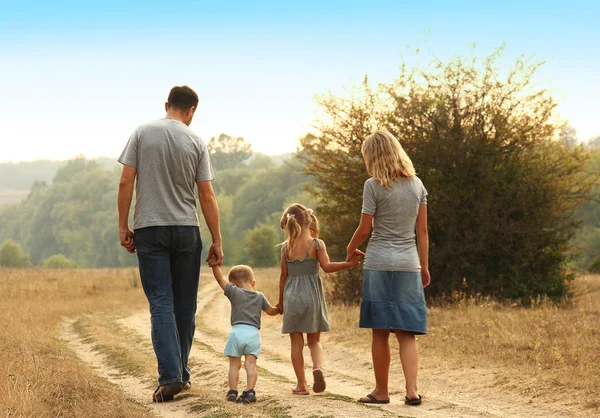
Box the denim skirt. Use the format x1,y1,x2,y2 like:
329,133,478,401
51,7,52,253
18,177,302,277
359,269,428,335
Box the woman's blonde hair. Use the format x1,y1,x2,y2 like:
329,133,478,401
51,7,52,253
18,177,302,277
361,129,416,188
280,203,312,251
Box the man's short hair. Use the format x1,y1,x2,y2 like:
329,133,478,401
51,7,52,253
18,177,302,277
228,265,254,283
167,86,199,110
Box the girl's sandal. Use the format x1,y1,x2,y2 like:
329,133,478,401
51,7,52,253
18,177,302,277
237,389,257,404
312,369,326,393
226,390,238,402
292,386,310,395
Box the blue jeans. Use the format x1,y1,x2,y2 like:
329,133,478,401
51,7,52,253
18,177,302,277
134,226,202,386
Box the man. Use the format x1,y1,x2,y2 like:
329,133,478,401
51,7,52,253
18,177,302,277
117,85,223,402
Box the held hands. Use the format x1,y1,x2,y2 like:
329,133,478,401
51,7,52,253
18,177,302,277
347,252,362,268
275,301,283,315
207,255,220,268
206,243,224,266
119,228,135,253
345,248,366,264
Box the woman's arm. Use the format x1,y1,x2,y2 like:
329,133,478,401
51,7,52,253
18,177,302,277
317,240,360,273
277,247,288,313
346,213,373,261
416,204,431,288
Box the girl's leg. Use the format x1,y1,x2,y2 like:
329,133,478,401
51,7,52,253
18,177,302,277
228,357,242,391
244,355,258,390
395,330,419,399
289,332,307,389
307,332,326,392
306,332,323,370
360,329,391,402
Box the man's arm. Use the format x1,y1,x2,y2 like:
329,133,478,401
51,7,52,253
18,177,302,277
118,165,137,253
197,180,223,265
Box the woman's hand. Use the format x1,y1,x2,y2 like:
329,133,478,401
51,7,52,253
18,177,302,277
421,268,431,288
346,247,366,262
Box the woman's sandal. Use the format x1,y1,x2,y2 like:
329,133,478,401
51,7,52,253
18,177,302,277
291,386,310,395
226,389,238,402
152,382,184,402
237,389,257,404
358,394,390,404
404,394,422,406
312,369,326,393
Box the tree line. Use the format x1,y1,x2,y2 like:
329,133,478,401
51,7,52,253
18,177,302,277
1,48,599,304
0,141,310,269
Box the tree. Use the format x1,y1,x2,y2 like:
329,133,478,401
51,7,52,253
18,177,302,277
208,134,252,171
302,48,596,303
244,225,279,267
559,125,579,148
43,254,77,268
0,240,30,267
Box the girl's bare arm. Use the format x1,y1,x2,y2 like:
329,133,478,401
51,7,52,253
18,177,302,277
317,240,360,273
278,246,288,312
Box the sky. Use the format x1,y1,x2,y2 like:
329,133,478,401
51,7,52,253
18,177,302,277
0,0,599,162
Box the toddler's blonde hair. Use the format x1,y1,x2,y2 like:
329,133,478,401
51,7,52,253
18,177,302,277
228,265,254,284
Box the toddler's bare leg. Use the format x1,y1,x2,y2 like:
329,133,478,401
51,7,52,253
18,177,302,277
244,355,258,390
228,356,242,390
289,332,306,389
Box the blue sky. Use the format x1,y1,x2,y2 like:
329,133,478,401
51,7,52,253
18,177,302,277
0,0,598,162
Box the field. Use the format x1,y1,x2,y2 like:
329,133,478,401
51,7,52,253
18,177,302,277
1,267,599,417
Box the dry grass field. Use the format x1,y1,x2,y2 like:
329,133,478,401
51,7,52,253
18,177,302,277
1,266,599,417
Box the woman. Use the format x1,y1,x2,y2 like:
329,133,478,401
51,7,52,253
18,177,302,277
346,129,430,406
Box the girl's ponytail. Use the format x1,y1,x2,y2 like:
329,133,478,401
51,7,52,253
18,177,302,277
280,203,312,251
285,215,303,251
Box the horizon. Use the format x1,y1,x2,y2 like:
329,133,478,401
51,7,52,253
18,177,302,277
1,1,599,163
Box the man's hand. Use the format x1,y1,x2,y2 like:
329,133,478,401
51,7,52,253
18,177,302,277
421,268,431,288
120,228,135,253
206,243,224,266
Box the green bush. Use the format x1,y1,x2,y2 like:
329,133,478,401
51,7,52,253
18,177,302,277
588,254,600,273
43,254,78,269
0,240,30,267
302,49,596,303
243,224,279,267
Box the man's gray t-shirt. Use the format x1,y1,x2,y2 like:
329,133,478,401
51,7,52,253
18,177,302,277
118,118,214,230
362,176,428,271
224,283,271,329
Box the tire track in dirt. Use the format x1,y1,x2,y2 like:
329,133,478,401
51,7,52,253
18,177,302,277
63,275,581,418
121,284,390,418
60,319,192,418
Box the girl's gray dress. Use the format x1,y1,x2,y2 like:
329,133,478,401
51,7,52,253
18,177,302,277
282,239,331,334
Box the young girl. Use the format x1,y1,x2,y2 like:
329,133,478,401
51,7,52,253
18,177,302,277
278,204,361,395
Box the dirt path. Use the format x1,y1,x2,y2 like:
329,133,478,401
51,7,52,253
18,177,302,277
62,279,588,417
